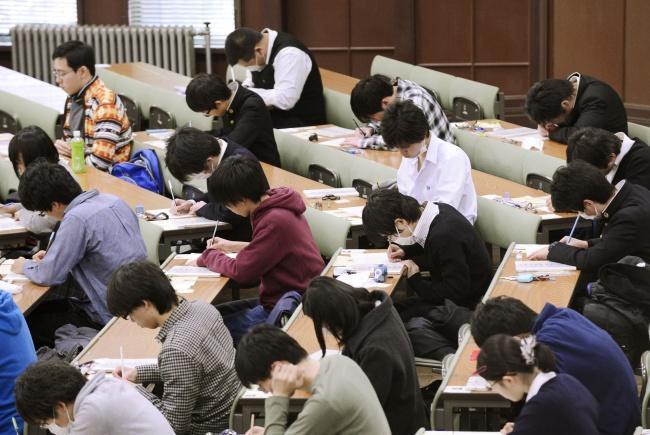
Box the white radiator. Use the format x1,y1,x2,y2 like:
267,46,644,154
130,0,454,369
10,24,208,83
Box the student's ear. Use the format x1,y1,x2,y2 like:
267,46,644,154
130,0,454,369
393,218,407,229
582,199,594,213
380,96,392,110
560,99,572,112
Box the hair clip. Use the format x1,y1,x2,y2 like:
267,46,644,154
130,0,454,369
520,335,537,366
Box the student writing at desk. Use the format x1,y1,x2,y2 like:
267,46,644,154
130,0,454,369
51,41,132,170
165,127,257,241
236,324,391,435
14,360,174,435
471,296,640,435
529,161,650,305
108,261,242,435
225,27,326,128
525,72,627,144
185,73,281,166
345,74,453,150
12,162,146,348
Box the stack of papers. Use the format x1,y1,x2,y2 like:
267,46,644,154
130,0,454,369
323,205,364,225
514,261,576,273
165,266,221,277
334,252,404,274
313,126,355,138
303,187,359,198
145,129,174,140
150,216,215,230
90,358,158,372
170,277,196,294
0,216,26,231
336,271,390,289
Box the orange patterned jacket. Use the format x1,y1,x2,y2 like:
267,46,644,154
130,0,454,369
63,77,132,168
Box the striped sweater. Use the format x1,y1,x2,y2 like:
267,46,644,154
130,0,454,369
62,76,132,169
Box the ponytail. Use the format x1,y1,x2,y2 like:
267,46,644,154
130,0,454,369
476,334,556,381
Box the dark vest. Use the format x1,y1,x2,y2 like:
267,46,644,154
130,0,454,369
252,32,326,127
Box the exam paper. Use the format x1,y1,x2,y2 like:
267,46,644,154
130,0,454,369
91,358,158,372
170,277,196,294
321,137,347,147
514,261,576,273
314,126,355,138
166,266,221,277
303,187,359,198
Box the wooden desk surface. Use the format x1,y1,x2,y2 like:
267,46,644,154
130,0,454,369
101,63,190,94
286,249,402,355
319,68,359,94
485,119,567,161
77,255,230,363
78,166,170,210
13,282,49,314
443,245,579,397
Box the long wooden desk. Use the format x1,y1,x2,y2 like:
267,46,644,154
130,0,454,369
437,243,580,429
75,253,230,364
12,281,49,315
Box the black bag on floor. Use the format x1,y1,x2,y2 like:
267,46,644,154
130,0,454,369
583,256,650,365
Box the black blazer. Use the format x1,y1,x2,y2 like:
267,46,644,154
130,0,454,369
549,182,650,283
342,291,427,435
194,140,257,241
214,85,281,167
612,140,650,190
550,73,628,144
401,203,493,309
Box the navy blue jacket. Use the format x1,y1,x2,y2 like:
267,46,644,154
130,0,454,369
532,304,640,435
512,373,598,435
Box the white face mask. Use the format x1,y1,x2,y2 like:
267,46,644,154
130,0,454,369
246,52,265,72
46,406,72,435
391,224,417,246
190,171,210,181
578,211,597,221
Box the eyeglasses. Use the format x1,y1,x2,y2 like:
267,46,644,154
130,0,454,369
51,69,74,79
144,211,169,221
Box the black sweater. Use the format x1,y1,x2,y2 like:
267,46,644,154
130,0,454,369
549,181,650,283
402,203,492,309
611,140,650,190
213,85,281,167
342,291,427,435
550,73,628,144
510,374,599,435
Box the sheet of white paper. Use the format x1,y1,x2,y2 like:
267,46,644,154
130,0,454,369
321,137,347,147
175,253,202,261
0,216,25,231
314,126,355,138
2,272,29,282
91,358,158,372
487,127,537,138
144,140,167,150
303,187,359,198
150,217,214,230
0,280,22,294
515,261,576,273
170,277,196,294
147,208,195,219
466,375,491,391
166,266,221,277
146,130,174,140
336,272,390,289
513,244,548,258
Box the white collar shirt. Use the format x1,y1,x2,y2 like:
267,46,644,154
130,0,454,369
606,133,635,183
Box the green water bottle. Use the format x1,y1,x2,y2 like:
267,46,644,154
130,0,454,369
70,130,86,174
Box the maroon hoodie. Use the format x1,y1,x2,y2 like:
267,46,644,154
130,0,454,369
198,187,324,310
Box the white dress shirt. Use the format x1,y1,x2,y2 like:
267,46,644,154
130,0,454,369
243,28,312,111
397,133,477,223
606,132,635,183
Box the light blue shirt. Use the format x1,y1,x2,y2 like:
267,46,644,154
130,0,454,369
23,189,146,324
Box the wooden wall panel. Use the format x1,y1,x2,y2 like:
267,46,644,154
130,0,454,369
285,0,349,47
474,0,529,63
550,0,625,94
415,0,472,65
350,0,397,47
78,0,128,25
240,0,283,29
475,66,530,96
624,0,650,106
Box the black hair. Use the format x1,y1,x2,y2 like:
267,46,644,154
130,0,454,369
566,127,622,168
380,100,430,148
362,188,422,243
470,296,538,347
208,155,270,206
302,276,377,357
165,126,222,182
18,160,82,212
524,79,574,124
224,28,263,66
8,125,59,177
52,40,96,76
14,360,86,424
185,73,232,113
476,334,556,382
550,161,615,212
235,324,308,387
350,74,394,122
107,260,179,319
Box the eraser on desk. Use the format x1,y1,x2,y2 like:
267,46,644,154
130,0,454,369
517,273,535,283
0,280,22,294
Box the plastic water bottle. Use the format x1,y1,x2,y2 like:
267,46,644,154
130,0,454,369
70,130,86,174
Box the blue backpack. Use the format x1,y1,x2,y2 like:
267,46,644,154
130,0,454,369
110,149,164,195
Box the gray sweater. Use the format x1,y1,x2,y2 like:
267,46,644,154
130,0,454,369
71,375,174,435
22,189,146,323
264,355,391,435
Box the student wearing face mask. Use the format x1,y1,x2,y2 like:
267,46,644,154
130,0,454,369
383,100,477,224
3,126,62,234
476,334,599,435
362,188,492,359
164,126,258,242
14,360,175,435
224,27,326,128
185,73,280,166
529,161,650,302
302,276,427,435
